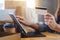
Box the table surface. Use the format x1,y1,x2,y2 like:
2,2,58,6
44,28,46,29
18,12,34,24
21,32,60,40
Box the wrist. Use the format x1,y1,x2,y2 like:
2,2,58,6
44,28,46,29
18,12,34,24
29,23,39,29
29,22,36,27
52,22,57,30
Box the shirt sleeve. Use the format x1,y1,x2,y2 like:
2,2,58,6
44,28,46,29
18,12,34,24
37,22,60,33
37,22,53,32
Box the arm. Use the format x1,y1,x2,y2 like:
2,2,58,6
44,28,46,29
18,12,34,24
56,24,60,32
16,16,39,30
49,23,60,32
17,16,46,31
16,16,48,32
44,13,60,32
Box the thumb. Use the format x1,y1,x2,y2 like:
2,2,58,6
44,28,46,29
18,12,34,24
45,13,53,17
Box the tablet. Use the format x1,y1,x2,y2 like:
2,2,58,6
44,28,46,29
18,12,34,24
9,14,27,35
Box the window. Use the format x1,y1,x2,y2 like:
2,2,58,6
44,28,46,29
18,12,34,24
26,0,35,8
0,0,5,10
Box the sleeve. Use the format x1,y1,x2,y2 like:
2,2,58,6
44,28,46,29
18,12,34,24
37,22,54,32
37,22,59,33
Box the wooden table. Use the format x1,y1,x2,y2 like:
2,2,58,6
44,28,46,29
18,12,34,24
21,32,60,40
0,33,20,40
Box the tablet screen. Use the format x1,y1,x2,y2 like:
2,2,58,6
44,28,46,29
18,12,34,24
9,14,27,35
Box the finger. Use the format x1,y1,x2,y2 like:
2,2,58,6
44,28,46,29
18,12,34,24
44,13,53,17
16,17,23,20
19,20,25,24
16,17,24,23
44,16,50,19
44,13,51,18
16,16,23,18
17,18,19,20
16,16,22,18
44,19,49,22
16,15,21,18
16,16,25,20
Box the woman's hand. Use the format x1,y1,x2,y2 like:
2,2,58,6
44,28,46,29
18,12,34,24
16,16,40,29
44,13,57,30
16,16,34,26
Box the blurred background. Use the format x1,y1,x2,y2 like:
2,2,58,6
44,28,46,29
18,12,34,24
0,0,59,32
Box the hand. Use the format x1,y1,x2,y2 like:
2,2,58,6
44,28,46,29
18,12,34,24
16,16,34,26
44,13,57,29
